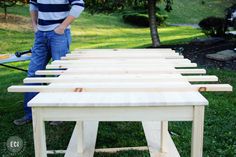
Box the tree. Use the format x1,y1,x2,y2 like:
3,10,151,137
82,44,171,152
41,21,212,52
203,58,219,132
0,0,16,19
0,0,28,19
85,0,173,47
148,0,161,47
148,0,173,47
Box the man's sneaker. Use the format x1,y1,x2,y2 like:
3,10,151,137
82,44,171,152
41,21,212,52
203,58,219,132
49,121,63,126
13,116,32,126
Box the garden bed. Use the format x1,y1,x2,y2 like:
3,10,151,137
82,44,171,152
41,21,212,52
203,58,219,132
158,39,236,71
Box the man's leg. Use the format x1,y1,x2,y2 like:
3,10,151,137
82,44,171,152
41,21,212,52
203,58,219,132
48,29,71,126
14,31,51,125
50,29,71,60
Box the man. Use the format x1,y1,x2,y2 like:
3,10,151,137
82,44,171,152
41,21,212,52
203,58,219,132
14,0,85,125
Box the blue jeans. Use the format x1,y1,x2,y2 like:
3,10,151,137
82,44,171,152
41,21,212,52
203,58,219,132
24,29,71,120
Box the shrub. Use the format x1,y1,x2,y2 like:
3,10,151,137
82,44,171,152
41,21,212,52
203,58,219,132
225,4,236,28
123,13,168,27
199,17,227,37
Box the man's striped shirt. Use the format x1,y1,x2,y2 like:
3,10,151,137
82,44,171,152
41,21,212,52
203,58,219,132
30,0,84,31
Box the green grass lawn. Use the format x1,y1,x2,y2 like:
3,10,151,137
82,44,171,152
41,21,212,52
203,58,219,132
0,11,204,54
0,4,236,157
158,0,234,24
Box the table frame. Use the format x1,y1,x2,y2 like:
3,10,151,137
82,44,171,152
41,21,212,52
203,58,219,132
32,105,205,157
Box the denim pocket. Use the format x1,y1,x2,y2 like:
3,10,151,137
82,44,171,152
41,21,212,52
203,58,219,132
53,30,65,36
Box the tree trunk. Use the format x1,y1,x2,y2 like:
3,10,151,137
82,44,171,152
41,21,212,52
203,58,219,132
4,7,7,20
148,0,161,47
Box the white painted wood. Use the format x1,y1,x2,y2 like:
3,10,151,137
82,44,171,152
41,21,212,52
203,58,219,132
165,131,181,157
32,108,47,157
95,146,148,153
27,92,208,107
185,75,218,82
72,48,173,51
143,121,161,156
8,83,232,93
161,121,168,153
66,52,178,56
47,147,149,154
61,55,184,60
23,75,218,84
192,84,233,92
64,52,181,57
52,59,188,65
64,121,99,157
9,48,227,157
77,121,84,153
46,63,196,69
191,106,205,157
34,69,206,75
71,48,175,53
47,150,65,154
142,121,180,157
34,106,194,122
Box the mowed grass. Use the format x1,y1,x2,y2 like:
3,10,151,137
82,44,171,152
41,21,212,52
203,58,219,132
0,11,204,54
0,5,236,157
158,0,234,24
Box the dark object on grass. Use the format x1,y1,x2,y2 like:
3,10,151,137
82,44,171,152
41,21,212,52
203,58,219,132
13,116,32,126
15,49,31,58
190,37,225,46
199,17,227,37
123,13,168,27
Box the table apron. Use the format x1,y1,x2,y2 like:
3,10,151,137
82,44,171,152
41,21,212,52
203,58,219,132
32,106,196,121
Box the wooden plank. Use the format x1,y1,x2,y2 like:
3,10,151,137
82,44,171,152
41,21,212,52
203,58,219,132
34,106,195,122
71,49,175,54
95,147,148,153
35,69,206,75
62,54,183,60
52,59,189,65
72,48,173,51
8,83,232,93
53,58,191,64
142,121,180,157
23,75,218,84
47,147,149,154
64,121,99,157
46,63,197,69
185,75,218,82
28,92,208,107
192,84,233,92
66,52,180,56
61,55,184,60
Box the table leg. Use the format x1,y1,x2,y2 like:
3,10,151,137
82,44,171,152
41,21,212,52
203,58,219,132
77,121,84,153
161,121,168,153
32,108,47,157
191,106,205,157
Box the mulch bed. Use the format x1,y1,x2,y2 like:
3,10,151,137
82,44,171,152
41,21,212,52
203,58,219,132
158,39,236,71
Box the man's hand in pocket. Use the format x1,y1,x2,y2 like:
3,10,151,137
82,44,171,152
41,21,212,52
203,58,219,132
54,26,65,35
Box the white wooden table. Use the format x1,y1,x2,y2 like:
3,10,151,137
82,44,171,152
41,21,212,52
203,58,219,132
8,49,232,157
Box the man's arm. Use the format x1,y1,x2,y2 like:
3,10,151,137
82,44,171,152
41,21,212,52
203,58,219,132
54,0,85,34
30,11,38,32
29,0,38,32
